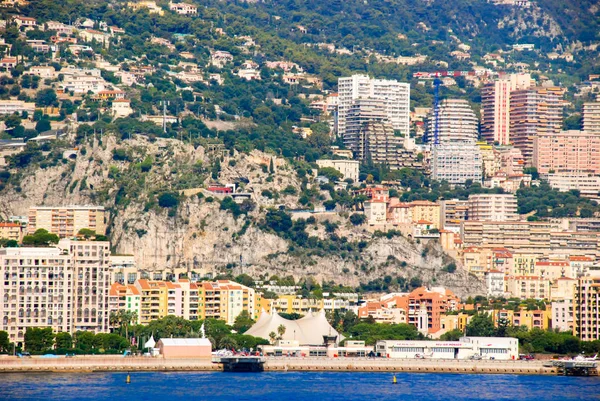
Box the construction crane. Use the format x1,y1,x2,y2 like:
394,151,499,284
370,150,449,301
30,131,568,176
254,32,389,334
433,78,441,146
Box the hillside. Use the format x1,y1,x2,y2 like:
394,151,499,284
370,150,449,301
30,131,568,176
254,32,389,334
0,134,485,297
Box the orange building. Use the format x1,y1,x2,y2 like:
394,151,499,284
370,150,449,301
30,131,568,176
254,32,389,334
388,287,461,334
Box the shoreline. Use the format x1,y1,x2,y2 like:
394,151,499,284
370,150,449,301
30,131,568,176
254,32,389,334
1,356,594,376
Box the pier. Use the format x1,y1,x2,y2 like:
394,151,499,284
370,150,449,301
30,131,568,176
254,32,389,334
212,356,266,372
550,360,598,376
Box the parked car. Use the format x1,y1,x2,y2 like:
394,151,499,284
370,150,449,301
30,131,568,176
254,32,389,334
469,354,483,360
519,354,534,361
414,353,425,359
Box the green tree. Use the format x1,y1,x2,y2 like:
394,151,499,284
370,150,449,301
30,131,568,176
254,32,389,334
55,332,73,350
74,331,96,353
78,228,96,239
439,329,463,341
232,310,255,334
35,88,58,107
24,327,54,352
466,313,496,337
22,229,59,246
0,330,11,353
35,118,51,133
318,167,343,182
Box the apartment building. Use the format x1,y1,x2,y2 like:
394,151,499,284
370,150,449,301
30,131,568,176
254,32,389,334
337,74,410,137
343,98,402,163
510,87,563,165
271,295,323,315
492,145,526,177
461,221,600,259
357,301,406,324
546,173,600,199
552,298,574,333
0,240,111,345
481,73,533,145
431,142,483,185
198,280,255,325
28,206,106,238
533,130,600,174
505,276,551,300
135,279,168,324
0,222,25,242
410,201,441,229
467,194,518,221
485,270,505,297
439,199,469,232
108,283,141,324
390,287,461,335
426,99,479,143
316,159,360,183
574,270,600,341
583,102,600,135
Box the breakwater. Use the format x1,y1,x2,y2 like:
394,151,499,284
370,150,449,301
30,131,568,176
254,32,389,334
1,355,594,376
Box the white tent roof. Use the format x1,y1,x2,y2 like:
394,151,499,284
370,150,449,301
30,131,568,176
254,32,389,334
245,310,343,345
157,338,212,347
144,335,156,349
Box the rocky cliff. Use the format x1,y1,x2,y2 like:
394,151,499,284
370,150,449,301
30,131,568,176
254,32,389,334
0,134,485,298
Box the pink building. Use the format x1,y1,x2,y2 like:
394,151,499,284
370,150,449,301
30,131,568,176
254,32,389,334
533,130,600,174
481,74,532,145
157,338,212,358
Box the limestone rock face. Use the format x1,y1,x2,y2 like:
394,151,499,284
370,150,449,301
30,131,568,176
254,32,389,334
0,134,485,298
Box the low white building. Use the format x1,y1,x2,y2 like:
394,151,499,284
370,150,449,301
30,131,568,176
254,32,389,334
0,100,35,115
112,99,133,119
316,159,360,183
29,66,56,78
364,200,386,225
169,1,197,15
376,337,518,360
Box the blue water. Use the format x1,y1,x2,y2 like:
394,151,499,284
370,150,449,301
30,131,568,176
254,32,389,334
0,372,598,401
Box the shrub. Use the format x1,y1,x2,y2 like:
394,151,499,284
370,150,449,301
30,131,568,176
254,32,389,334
349,213,366,226
158,192,179,208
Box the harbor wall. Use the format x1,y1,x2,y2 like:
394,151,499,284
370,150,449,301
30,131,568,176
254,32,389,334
0,356,581,375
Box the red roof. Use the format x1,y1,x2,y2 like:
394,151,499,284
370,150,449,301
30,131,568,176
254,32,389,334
0,222,20,227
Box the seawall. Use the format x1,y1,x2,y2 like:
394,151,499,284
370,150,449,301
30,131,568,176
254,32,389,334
0,356,589,376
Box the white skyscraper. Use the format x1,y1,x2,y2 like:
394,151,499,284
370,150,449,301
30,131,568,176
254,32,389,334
428,99,483,185
337,75,410,138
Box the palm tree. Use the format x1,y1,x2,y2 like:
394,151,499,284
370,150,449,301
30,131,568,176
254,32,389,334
219,336,238,350
109,311,120,333
277,324,286,340
269,331,277,344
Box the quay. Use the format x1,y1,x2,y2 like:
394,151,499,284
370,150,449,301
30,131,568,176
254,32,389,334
0,356,597,376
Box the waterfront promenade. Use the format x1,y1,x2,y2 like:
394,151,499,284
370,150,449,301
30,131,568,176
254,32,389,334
0,355,583,376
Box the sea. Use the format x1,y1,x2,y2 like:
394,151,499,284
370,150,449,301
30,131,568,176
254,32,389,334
0,371,598,401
